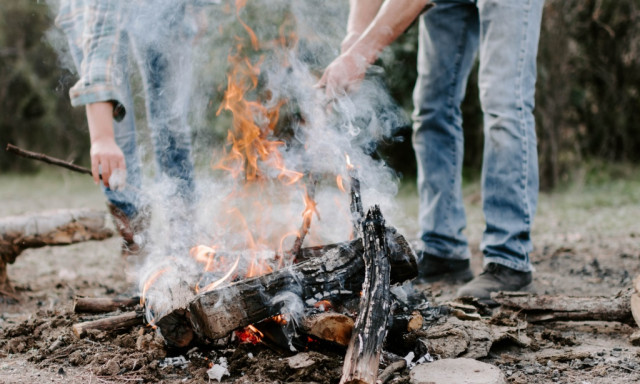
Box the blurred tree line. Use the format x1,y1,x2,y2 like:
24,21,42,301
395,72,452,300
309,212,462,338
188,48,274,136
1,0,639,190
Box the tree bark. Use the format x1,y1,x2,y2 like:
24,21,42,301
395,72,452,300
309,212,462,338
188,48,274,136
73,296,140,313
72,311,144,338
0,209,113,294
340,206,392,384
492,289,633,324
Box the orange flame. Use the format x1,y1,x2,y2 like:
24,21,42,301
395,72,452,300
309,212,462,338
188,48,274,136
336,175,346,193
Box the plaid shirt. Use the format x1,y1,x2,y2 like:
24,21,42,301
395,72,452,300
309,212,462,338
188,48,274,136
56,0,126,120
55,0,217,121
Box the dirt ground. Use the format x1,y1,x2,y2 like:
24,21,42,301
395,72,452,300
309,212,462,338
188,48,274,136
1,171,640,383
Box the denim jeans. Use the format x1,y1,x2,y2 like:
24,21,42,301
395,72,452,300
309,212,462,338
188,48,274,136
64,1,196,220
412,0,544,272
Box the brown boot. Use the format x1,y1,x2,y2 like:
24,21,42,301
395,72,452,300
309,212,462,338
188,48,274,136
107,203,151,257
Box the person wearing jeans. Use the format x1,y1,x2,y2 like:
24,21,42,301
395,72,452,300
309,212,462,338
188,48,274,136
55,0,197,258
319,0,544,300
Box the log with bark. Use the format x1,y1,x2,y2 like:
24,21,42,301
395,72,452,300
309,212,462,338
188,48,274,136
73,296,140,313
492,289,634,324
340,206,392,384
0,209,113,294
155,229,417,347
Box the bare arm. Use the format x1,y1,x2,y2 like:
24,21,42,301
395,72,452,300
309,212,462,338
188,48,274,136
319,0,430,96
86,102,125,188
341,0,385,53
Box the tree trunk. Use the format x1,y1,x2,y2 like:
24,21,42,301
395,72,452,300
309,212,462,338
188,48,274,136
0,209,113,294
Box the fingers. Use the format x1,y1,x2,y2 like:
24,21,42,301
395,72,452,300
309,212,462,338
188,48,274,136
91,155,100,185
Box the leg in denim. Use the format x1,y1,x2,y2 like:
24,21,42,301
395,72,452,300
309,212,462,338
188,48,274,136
477,0,543,272
128,2,196,235
412,0,480,260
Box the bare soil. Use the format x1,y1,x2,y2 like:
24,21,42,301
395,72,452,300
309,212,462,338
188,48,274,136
1,171,640,383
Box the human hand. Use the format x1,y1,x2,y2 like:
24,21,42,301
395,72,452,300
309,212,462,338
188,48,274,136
90,138,126,190
316,51,369,99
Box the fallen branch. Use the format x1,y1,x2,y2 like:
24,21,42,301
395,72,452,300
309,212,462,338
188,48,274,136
492,289,633,324
376,359,406,384
72,311,144,338
0,209,113,295
6,143,92,176
73,296,140,313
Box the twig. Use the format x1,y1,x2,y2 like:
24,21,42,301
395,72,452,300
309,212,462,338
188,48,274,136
6,143,92,176
377,359,407,384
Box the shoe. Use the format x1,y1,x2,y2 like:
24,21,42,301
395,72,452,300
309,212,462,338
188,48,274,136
415,252,474,284
107,203,150,257
457,263,533,300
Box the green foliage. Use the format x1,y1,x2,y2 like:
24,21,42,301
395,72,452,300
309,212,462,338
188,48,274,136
0,1,88,172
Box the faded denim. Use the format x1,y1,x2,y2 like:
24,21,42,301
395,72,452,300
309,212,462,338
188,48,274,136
412,0,544,272
63,2,196,219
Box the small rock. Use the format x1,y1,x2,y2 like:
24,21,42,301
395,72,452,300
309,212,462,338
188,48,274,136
410,358,506,384
287,353,316,369
99,359,120,376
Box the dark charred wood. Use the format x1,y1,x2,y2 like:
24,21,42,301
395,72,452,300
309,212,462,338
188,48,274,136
340,206,392,384
73,296,140,313
156,231,416,347
492,289,633,324
72,311,144,338
349,169,364,238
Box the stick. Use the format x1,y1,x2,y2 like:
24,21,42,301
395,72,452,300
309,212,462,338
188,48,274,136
6,143,92,176
72,311,144,338
376,360,406,384
73,296,140,313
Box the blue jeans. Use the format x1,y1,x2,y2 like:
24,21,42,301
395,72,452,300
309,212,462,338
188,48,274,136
64,2,196,219
412,0,544,272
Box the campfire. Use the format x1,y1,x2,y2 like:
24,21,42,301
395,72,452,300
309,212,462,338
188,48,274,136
77,4,421,384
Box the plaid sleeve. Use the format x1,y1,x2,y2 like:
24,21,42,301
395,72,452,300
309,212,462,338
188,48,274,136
69,0,126,121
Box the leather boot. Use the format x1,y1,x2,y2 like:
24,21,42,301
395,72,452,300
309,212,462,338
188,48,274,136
107,203,150,257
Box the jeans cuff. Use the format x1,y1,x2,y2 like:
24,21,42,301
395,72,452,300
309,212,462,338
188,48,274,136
419,244,471,261
483,257,533,273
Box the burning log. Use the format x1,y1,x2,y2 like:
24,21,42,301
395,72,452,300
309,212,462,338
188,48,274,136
0,209,113,295
72,311,144,338
300,312,354,347
156,229,417,347
340,206,392,384
492,289,634,324
73,296,140,313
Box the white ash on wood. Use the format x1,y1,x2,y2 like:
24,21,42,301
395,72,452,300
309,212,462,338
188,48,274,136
340,206,392,384
154,229,417,347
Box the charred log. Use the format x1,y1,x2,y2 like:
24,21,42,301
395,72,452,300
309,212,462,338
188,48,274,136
340,206,392,384
156,231,416,347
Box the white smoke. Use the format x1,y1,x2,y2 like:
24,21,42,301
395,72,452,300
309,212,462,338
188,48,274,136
47,0,411,326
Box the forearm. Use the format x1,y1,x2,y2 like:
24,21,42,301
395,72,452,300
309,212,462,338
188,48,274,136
86,102,116,145
347,0,384,36
347,0,429,64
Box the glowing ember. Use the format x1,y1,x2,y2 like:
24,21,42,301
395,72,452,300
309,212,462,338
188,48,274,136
235,324,264,344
